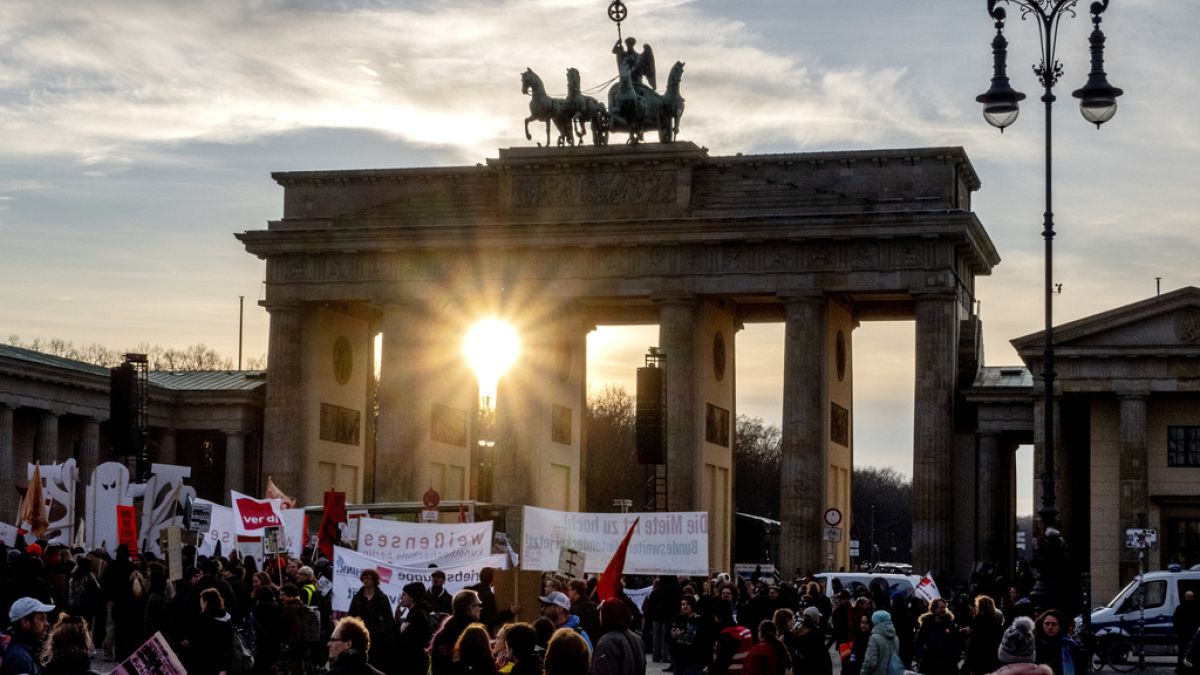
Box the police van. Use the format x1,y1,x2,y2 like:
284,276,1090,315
1085,567,1200,643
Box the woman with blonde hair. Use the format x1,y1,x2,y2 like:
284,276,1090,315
544,627,591,675
40,615,101,675
453,622,499,675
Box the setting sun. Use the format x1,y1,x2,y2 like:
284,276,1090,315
463,317,521,404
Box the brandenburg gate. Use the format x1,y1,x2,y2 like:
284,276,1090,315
238,141,998,575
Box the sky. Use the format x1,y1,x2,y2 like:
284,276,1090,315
2,0,1198,516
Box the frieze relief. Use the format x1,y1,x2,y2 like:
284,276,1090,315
1177,310,1200,344
512,171,676,209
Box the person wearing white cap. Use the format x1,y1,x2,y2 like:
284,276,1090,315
540,590,593,650
1,597,55,675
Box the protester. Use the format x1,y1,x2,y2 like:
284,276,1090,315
842,610,873,675
914,597,960,675
325,616,386,675
1178,591,1200,670
539,591,592,650
543,627,591,675
589,600,645,675
467,568,500,633
452,622,499,675
669,594,710,675
1033,609,1083,675
504,622,541,675
39,615,101,675
431,590,484,675
961,594,1004,675
278,584,310,674
567,579,601,641
792,605,831,675
994,616,1053,674
744,619,791,675
860,610,900,675
296,566,319,606
1,597,54,675
710,622,752,675
429,570,455,615
186,587,234,675
394,581,432,673
65,559,101,642
347,568,395,670
248,586,283,675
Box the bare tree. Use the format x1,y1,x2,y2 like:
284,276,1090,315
584,385,640,512
7,335,261,371
734,415,783,518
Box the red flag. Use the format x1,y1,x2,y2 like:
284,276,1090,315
317,490,346,560
596,517,639,602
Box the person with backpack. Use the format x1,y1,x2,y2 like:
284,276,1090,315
861,610,901,675
279,583,311,674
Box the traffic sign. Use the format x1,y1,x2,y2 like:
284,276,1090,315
849,540,860,557
822,527,843,542
823,508,842,527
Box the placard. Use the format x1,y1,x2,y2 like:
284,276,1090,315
231,491,283,536
112,632,186,675
356,517,493,566
331,546,508,613
190,502,212,534
521,506,708,575
116,505,138,554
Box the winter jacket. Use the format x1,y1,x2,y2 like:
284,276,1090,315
861,617,900,675
0,628,43,675
325,648,387,675
589,628,646,675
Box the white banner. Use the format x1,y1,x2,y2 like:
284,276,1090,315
521,506,709,576
231,491,284,536
356,517,493,566
331,546,508,613
197,500,236,558
281,509,307,558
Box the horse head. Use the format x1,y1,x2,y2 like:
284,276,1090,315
668,61,686,90
566,67,581,94
521,68,539,95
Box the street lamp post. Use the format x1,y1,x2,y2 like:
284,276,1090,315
976,0,1122,609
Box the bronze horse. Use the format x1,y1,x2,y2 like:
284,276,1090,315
521,68,575,147
565,68,609,146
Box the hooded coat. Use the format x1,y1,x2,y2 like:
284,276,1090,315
861,612,900,675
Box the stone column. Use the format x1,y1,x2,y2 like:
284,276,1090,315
976,432,1005,565
1118,394,1148,584
779,293,827,577
79,417,101,483
0,404,15,522
377,302,423,501
156,429,176,466
657,297,698,512
1031,397,1066,536
912,293,959,577
35,410,60,464
225,432,247,495
263,303,305,497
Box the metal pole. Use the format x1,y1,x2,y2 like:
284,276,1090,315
1039,81,1059,533
1138,547,1146,670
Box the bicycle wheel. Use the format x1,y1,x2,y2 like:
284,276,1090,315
1106,638,1139,673
1090,643,1107,672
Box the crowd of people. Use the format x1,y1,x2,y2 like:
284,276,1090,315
0,537,1108,675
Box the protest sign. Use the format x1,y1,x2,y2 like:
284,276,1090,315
0,522,17,547
231,490,284,535
356,517,494,567
112,632,186,675
116,505,138,553
521,506,709,576
237,535,263,561
281,508,306,558
190,501,212,534
263,526,281,555
331,546,508,613
196,500,235,558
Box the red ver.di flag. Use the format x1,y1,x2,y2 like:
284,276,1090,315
231,490,283,536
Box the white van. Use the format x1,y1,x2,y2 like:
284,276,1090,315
1085,568,1200,643
813,572,931,600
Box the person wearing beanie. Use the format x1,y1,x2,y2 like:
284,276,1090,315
792,605,831,675
861,610,900,675
993,616,1053,674
397,581,434,674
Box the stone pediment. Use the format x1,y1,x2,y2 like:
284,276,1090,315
1011,286,1200,357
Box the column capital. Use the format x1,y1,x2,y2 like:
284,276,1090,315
1116,390,1150,401
261,301,304,314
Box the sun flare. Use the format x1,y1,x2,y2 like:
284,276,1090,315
463,317,521,406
